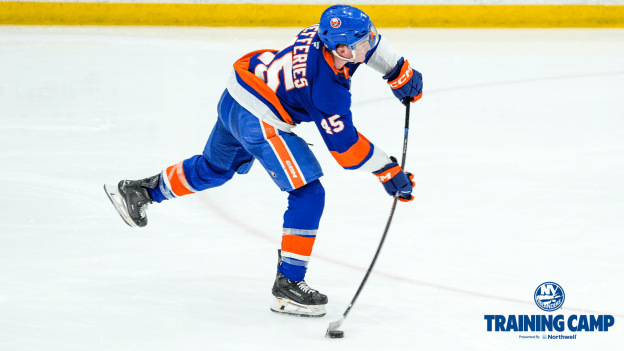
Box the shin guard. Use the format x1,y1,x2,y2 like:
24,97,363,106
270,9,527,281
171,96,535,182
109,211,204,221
278,180,325,281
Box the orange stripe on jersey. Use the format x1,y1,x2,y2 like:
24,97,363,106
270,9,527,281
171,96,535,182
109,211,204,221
262,122,306,189
330,132,372,168
322,46,350,79
282,234,316,257
166,162,194,197
233,50,295,125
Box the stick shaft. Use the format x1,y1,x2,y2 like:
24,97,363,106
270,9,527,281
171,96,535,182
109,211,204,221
340,102,411,320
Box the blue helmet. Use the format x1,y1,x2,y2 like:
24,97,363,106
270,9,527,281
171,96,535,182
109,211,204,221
318,5,379,52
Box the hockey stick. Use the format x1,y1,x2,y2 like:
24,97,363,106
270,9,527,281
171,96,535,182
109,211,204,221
326,101,412,337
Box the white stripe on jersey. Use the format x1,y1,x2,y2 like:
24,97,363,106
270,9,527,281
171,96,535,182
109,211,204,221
226,69,296,134
355,144,391,172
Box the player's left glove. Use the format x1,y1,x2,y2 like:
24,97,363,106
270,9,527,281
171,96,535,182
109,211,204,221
384,57,423,105
373,157,415,202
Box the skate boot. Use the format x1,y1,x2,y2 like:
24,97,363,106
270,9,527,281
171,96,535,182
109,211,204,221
270,250,328,317
104,175,159,228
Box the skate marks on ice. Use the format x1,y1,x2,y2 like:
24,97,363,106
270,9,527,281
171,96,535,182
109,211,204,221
0,173,114,231
199,193,624,318
1,27,622,350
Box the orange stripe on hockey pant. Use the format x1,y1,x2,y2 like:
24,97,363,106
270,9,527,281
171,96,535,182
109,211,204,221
233,50,295,125
282,235,316,257
262,121,276,139
330,132,372,168
262,121,304,188
166,162,194,196
264,127,305,189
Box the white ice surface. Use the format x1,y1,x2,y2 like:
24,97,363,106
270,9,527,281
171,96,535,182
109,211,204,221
1,26,623,350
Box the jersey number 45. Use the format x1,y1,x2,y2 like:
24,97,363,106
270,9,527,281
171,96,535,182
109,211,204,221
320,115,344,134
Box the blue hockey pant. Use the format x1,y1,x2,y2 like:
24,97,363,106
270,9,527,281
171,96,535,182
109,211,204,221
147,90,324,281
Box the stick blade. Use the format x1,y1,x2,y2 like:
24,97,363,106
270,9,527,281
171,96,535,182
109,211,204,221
325,316,345,337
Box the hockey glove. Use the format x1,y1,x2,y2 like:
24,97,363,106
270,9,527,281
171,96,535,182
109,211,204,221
384,57,423,105
373,157,415,202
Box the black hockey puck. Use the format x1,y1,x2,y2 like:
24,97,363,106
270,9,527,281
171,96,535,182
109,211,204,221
328,330,344,338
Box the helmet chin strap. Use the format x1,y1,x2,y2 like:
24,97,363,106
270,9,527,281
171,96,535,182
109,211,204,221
331,49,358,63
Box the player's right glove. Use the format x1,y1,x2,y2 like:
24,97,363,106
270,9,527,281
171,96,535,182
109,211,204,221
383,57,423,105
373,157,415,202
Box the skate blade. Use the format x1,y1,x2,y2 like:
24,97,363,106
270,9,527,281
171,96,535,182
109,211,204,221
103,183,137,228
270,297,326,318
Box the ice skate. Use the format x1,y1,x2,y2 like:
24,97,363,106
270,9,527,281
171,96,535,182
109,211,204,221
103,175,158,228
270,250,328,320
271,272,328,317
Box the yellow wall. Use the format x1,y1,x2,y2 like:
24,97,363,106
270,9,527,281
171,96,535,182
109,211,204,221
1,3,624,27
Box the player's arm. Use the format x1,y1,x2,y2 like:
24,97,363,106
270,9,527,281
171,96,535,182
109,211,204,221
313,112,415,201
314,111,389,172
365,36,423,105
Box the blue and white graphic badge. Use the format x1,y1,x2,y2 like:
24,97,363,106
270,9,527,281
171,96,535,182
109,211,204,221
534,282,565,312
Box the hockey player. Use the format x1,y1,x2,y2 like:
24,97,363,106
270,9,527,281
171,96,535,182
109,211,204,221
104,5,422,317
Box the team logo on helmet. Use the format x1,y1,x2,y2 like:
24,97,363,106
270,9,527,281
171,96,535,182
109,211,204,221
330,18,341,28
534,282,565,312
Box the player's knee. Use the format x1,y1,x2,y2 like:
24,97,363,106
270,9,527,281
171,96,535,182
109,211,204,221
284,179,325,231
187,155,235,190
302,179,325,211
287,179,325,218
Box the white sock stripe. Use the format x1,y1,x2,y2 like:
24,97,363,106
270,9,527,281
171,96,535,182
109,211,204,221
161,168,178,198
159,169,174,200
281,251,310,262
283,228,318,237
282,257,308,267
174,162,196,193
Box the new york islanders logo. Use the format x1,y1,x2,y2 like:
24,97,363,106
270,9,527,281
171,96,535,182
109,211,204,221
330,18,341,28
534,282,565,312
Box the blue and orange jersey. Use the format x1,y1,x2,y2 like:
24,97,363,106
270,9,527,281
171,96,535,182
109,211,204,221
226,24,392,172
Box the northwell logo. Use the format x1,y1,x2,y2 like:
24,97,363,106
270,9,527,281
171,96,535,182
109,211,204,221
484,282,615,337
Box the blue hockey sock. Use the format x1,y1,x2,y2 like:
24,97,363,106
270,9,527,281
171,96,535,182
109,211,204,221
278,180,325,281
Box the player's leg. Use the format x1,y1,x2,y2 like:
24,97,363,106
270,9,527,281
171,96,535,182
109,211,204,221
148,117,253,203
279,179,325,282
104,90,253,227
271,179,328,317
231,107,328,316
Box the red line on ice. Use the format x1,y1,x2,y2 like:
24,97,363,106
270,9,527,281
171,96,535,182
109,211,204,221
199,191,623,318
